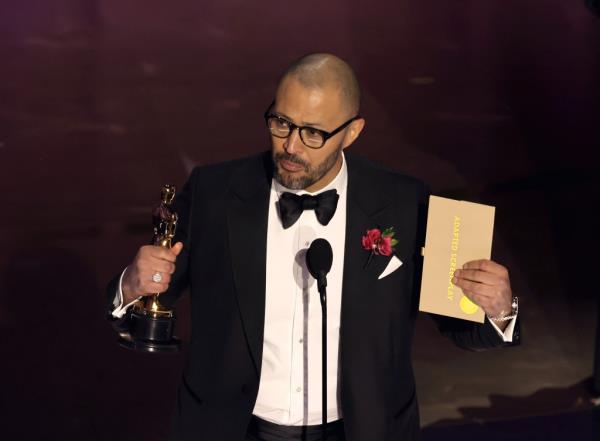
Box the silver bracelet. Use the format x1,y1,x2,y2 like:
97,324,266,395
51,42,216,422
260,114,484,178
487,297,518,322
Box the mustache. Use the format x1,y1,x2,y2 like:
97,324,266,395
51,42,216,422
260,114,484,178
274,152,308,168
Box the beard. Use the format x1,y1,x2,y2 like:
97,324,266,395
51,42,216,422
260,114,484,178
272,145,342,190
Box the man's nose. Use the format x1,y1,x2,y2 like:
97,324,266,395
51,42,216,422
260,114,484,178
284,128,303,154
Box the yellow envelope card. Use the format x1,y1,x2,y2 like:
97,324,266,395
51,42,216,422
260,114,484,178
419,195,495,323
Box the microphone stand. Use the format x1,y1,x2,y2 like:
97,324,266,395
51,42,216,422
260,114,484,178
317,272,328,441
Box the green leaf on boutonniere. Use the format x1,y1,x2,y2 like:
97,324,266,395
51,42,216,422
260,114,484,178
382,227,395,237
391,238,398,247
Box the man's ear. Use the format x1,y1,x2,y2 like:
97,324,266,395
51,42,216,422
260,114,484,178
342,118,366,149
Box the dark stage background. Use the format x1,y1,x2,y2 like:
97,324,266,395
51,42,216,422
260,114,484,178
0,1,599,440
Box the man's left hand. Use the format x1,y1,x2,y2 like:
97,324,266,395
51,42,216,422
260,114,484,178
452,259,513,328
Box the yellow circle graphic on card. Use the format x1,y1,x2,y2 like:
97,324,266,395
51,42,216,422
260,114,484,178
459,296,479,314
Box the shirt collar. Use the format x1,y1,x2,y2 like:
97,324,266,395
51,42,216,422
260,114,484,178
272,152,348,197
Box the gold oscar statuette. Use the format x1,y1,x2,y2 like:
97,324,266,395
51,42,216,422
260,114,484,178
119,184,181,353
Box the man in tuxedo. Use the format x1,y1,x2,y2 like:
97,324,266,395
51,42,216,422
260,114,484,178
108,53,519,441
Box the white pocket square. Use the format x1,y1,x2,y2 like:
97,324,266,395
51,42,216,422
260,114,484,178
378,255,403,280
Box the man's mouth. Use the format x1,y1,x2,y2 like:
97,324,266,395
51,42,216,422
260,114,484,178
279,158,305,172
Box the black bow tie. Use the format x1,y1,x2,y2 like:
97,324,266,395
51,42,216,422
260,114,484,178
278,189,340,229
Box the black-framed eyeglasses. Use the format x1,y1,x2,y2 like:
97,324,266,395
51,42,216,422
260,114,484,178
264,101,360,149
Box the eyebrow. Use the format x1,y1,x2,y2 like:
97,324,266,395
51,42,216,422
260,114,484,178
273,111,325,129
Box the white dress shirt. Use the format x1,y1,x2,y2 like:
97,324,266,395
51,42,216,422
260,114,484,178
111,153,516,426
252,154,349,425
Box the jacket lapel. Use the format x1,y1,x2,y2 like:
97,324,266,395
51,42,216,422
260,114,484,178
226,153,272,378
341,153,395,303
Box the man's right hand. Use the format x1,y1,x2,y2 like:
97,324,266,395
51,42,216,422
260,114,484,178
121,241,184,305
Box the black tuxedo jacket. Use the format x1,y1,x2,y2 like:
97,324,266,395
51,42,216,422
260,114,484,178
108,151,520,441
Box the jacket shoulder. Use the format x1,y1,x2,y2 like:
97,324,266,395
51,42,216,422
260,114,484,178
345,152,430,199
182,151,270,198
188,152,267,182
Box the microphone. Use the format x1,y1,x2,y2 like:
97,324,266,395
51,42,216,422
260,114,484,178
306,237,333,439
306,238,333,296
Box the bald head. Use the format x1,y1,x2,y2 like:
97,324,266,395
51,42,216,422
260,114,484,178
278,53,361,116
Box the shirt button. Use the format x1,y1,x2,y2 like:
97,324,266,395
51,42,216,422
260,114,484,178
298,338,303,343
305,241,310,246
296,387,302,392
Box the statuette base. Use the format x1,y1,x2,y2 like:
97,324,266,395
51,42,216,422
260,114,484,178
118,308,181,353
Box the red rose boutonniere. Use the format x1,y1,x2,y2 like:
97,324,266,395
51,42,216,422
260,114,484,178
361,227,398,268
